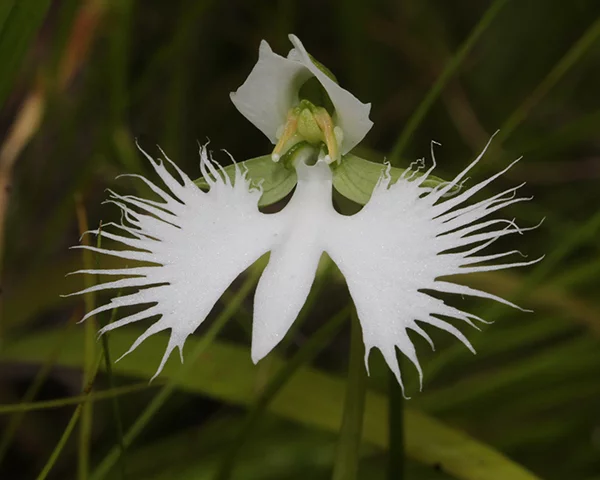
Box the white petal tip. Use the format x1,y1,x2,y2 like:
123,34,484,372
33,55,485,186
271,153,280,162
251,338,274,365
251,344,268,364
287,33,301,46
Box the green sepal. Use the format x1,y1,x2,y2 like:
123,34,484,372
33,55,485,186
194,154,297,207
332,154,454,205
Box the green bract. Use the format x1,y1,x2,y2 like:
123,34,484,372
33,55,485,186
194,154,296,207
331,154,454,205
194,145,453,207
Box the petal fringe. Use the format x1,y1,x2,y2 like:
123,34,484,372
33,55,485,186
69,145,281,378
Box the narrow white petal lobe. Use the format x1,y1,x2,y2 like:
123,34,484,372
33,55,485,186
72,147,280,378
322,148,538,394
252,162,334,362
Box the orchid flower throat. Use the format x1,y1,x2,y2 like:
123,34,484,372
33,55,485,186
271,52,343,165
230,34,373,166
272,97,343,166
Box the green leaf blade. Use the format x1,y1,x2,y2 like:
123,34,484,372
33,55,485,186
3,328,541,480
0,0,51,110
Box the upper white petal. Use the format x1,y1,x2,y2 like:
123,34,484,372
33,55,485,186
230,40,311,144
230,35,373,153
287,34,373,154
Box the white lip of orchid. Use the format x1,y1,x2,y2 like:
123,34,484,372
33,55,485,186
230,34,372,159
67,138,541,396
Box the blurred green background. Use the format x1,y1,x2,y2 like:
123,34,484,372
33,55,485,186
1,0,600,479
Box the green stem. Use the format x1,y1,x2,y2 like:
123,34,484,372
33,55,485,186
99,299,127,479
90,268,260,480
0,383,152,414
332,310,367,480
215,305,348,480
94,225,126,479
389,0,509,163
388,369,405,480
497,15,600,143
36,405,83,480
75,195,95,480
0,318,74,463
36,352,104,480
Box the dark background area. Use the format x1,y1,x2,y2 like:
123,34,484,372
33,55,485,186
0,0,599,479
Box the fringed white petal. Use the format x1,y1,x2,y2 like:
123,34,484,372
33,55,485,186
230,35,372,153
247,142,537,395
71,139,536,393
324,142,541,395
71,146,281,378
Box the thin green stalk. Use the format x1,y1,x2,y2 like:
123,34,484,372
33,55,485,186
0,316,74,463
389,0,509,163
107,0,133,127
162,0,212,159
332,310,367,480
99,326,126,478
79,316,94,479
36,353,104,480
107,0,142,174
36,404,83,480
387,369,405,480
94,226,126,479
215,305,349,480
75,196,96,480
497,16,600,143
0,382,153,414
90,268,261,480
251,258,333,400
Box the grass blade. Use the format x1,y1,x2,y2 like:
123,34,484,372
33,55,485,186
90,267,261,480
498,16,600,143
332,310,367,480
4,327,541,480
389,0,509,163
215,305,348,480
0,0,51,110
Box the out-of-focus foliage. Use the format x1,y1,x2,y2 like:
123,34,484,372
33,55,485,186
0,0,599,479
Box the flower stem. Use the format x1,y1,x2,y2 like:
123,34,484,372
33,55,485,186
95,225,126,479
214,305,348,480
388,368,405,480
90,268,260,480
332,310,367,480
389,0,508,163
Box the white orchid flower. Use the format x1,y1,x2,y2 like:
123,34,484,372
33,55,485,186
69,36,539,394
